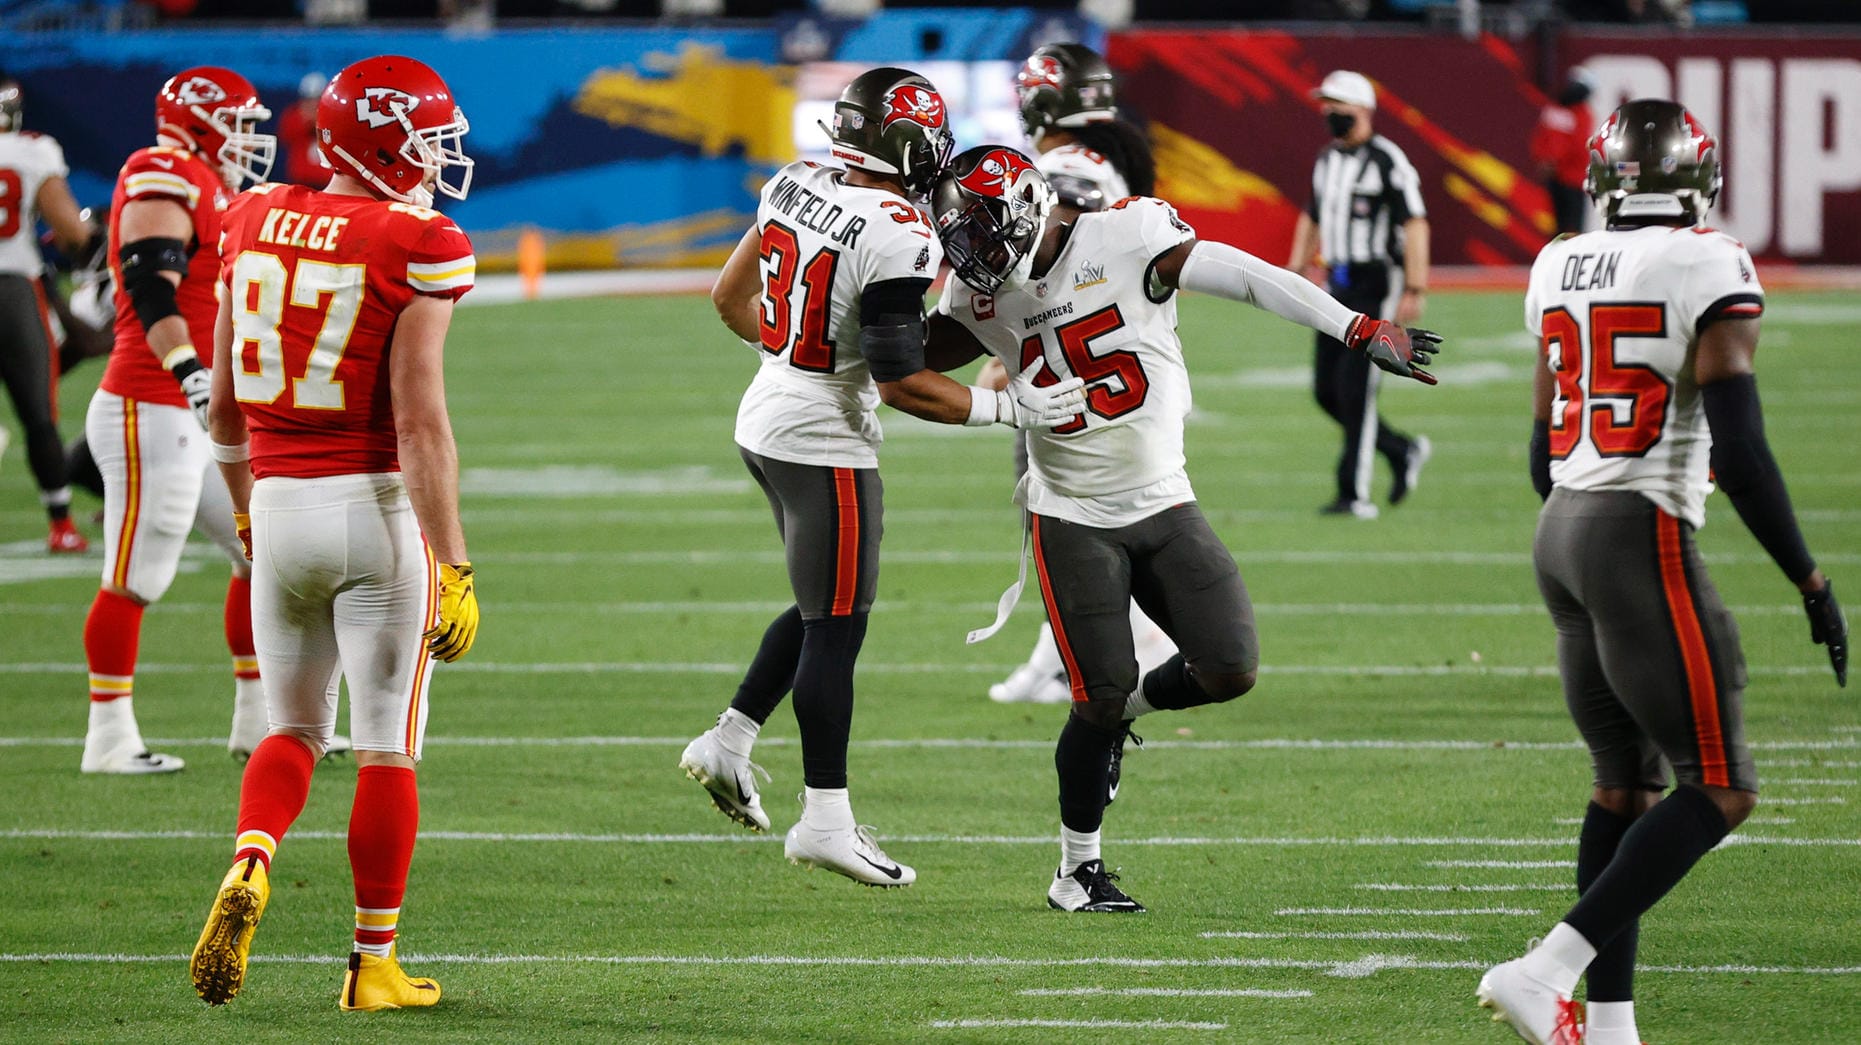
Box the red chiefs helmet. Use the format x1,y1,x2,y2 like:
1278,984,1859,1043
319,55,473,205
155,67,275,190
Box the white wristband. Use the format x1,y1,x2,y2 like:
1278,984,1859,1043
963,385,1000,427
210,440,250,463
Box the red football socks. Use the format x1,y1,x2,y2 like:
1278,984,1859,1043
232,736,318,871
349,765,420,956
84,589,143,702
224,575,260,680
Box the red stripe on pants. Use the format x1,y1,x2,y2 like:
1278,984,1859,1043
1031,515,1088,702
831,468,859,617
1656,512,1729,788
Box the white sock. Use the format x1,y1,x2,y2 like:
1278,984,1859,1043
1585,1001,1639,1045
1060,826,1101,875
1520,922,1596,996
802,786,854,830
1123,684,1156,720
87,696,143,747
1026,622,1063,675
714,708,760,758
41,486,72,509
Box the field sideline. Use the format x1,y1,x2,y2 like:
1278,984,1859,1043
0,288,1856,1042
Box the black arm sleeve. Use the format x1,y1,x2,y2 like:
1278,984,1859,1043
117,236,191,334
858,277,933,383
1702,373,1817,584
1529,420,1553,502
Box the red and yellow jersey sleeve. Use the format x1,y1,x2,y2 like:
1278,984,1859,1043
403,210,476,300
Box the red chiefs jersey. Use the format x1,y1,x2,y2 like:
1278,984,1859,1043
103,145,229,407
216,182,475,480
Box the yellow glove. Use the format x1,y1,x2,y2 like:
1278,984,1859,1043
233,512,252,561
423,562,479,662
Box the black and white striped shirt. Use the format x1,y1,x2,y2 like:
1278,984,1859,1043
1306,135,1426,267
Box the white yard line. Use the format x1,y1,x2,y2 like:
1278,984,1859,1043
4,951,1856,976
0,827,1591,847
1423,860,1575,870
1772,779,1857,786
1756,796,1846,806
1275,907,1542,917
1353,883,1568,892
930,1018,1230,1030
1199,931,1469,942
1017,987,1312,999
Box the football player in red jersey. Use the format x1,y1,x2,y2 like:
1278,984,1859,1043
79,67,279,774
188,55,478,1013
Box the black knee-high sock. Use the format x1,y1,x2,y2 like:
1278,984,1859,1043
791,613,867,789
1577,802,1639,1002
1563,785,1731,951
66,436,104,499
1055,711,1119,833
1139,654,1218,711
728,606,805,725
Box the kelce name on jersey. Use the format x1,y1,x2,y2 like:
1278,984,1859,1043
1560,251,1620,292
256,208,351,252
766,173,867,247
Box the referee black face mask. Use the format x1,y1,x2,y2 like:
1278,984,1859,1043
1326,111,1357,140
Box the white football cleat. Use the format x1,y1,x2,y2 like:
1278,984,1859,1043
989,664,1071,704
81,736,185,774
1477,958,1585,1045
785,814,915,887
678,729,771,832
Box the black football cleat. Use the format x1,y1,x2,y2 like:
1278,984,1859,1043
1048,859,1146,913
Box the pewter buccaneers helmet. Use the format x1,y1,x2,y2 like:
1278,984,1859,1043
0,76,23,132
1586,99,1721,224
156,67,275,190
1015,43,1118,140
930,145,1054,295
320,55,473,205
825,67,955,202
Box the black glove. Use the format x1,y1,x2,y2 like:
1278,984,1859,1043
1346,317,1441,385
1803,581,1848,687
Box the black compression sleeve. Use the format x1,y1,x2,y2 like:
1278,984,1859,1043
117,236,190,333
1702,373,1817,584
1529,419,1553,501
858,277,933,382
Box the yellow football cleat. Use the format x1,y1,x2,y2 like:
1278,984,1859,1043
339,949,442,1011
189,856,271,1005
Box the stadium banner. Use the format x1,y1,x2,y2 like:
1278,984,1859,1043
1109,28,1861,266
1106,29,1557,269
1562,32,1861,264
6,27,789,271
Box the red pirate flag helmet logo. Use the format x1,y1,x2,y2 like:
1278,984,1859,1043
1017,54,1065,94
955,147,1036,201
882,84,946,132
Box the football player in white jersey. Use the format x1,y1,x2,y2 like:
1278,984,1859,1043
926,146,1438,911
986,45,1177,779
0,73,94,551
1477,101,1847,1045
677,69,1085,888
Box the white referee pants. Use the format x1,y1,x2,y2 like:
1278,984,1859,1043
249,472,439,759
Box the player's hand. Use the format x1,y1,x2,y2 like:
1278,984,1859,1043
1002,359,1087,430
170,355,213,429
423,562,479,662
1802,580,1848,687
233,512,252,561
1346,316,1440,385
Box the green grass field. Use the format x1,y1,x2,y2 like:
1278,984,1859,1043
1,288,1856,1043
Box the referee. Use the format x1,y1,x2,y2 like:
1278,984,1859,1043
1286,70,1431,519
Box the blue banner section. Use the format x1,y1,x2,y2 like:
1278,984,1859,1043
5,15,1091,268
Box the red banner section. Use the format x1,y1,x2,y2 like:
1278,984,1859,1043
1108,29,1861,265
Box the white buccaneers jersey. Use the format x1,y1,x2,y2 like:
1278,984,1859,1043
0,130,68,276
939,196,1198,528
1526,224,1765,529
734,160,941,469
1037,143,1129,210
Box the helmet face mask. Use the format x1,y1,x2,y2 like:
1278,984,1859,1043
1586,99,1720,225
319,57,472,205
1015,43,1118,141
157,68,275,190
931,146,1054,295
826,67,954,202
